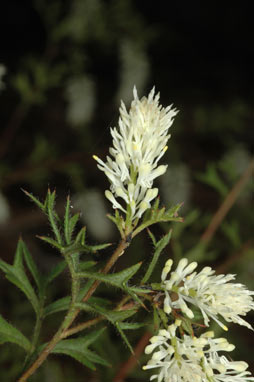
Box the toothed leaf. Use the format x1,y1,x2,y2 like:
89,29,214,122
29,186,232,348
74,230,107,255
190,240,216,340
141,230,172,284
44,296,70,317
45,260,66,285
0,244,39,314
115,322,134,354
77,262,142,289
52,328,106,370
76,302,137,323
21,240,42,290
37,235,62,250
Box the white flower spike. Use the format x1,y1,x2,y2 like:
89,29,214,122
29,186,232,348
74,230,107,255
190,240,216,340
93,86,178,221
161,258,254,331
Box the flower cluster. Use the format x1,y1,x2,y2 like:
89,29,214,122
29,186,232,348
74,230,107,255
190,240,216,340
93,87,178,221
161,258,254,331
143,258,254,382
143,322,254,382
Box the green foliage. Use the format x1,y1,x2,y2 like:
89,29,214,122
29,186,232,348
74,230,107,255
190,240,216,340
118,322,147,330
12,59,67,105
77,262,142,290
52,328,109,370
114,322,135,355
196,163,228,197
21,241,42,291
0,315,31,351
77,302,138,354
44,260,67,285
107,199,183,238
0,240,40,315
23,189,111,257
133,200,183,237
44,296,71,317
107,209,125,238
0,189,125,379
77,302,137,324
141,229,172,284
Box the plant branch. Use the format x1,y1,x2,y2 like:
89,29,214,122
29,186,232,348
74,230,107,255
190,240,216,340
62,317,105,339
17,237,130,382
200,158,254,244
62,300,137,339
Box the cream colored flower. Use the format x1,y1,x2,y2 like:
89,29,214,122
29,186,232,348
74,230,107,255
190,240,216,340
143,326,254,382
161,258,254,331
93,87,178,221
143,321,206,382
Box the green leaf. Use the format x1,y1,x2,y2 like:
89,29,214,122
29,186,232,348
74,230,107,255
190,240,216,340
68,213,80,241
44,260,66,285
181,317,194,336
47,190,63,245
153,307,160,331
0,315,31,351
123,286,146,308
75,227,86,245
163,203,183,220
196,163,228,197
129,286,152,294
44,295,111,317
0,244,39,315
76,302,137,323
82,242,112,253
118,322,146,330
76,303,136,354
37,235,62,250
158,308,168,328
78,279,94,301
88,297,112,308
115,322,134,354
64,195,71,245
77,262,142,290
64,196,81,245
13,239,24,269
21,240,42,291
44,296,70,317
62,241,111,257
22,189,45,211
79,260,97,271
133,202,183,237
84,349,110,367
147,228,156,246
141,230,172,284
52,328,107,370
107,210,124,238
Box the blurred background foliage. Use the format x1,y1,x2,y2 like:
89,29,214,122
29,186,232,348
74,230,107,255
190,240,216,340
0,1,253,381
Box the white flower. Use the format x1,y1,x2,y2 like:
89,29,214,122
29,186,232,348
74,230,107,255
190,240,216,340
143,326,254,382
161,258,254,331
143,321,207,382
201,332,254,382
93,87,178,221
